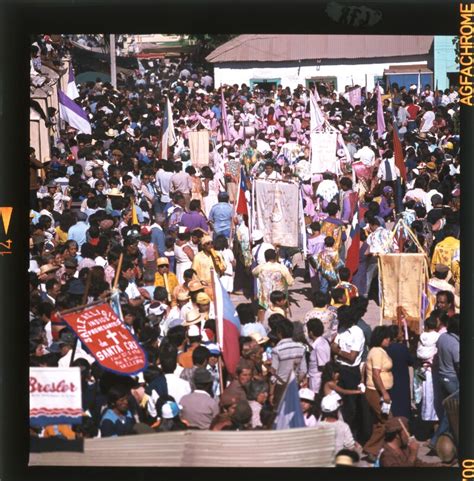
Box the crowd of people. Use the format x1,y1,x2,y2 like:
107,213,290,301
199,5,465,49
29,34,460,467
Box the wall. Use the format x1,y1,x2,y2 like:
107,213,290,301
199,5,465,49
434,36,458,91
214,60,427,93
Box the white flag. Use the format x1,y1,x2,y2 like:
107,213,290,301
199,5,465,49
310,91,325,132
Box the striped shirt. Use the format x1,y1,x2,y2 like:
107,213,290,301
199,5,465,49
271,338,307,384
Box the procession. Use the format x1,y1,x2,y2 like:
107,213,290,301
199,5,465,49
28,34,460,468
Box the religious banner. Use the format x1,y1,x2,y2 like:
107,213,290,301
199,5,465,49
310,131,338,174
343,87,362,108
253,179,300,247
378,253,428,334
61,303,147,375
189,130,210,168
30,367,82,427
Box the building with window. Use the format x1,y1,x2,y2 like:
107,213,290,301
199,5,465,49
206,35,435,93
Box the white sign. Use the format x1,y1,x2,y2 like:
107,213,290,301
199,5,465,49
311,131,338,174
30,367,83,427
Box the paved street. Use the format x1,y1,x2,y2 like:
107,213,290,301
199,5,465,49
231,264,382,328
231,263,447,467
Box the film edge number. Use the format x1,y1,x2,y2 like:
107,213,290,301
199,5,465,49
462,459,474,479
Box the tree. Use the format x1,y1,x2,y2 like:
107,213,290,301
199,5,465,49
452,36,459,64
185,34,238,63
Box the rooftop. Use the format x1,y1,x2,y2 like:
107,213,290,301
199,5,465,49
206,34,434,63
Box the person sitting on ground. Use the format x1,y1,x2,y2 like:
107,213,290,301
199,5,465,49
379,417,441,467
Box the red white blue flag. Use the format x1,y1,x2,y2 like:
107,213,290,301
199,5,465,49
235,167,249,216
212,269,241,376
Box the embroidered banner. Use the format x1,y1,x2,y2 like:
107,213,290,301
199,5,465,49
379,253,427,333
254,180,300,247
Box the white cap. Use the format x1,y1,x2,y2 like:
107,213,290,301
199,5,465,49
251,229,264,242
299,388,315,402
321,392,342,413
161,401,181,419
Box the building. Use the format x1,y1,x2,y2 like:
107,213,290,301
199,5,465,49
30,59,70,164
206,34,436,93
433,36,458,91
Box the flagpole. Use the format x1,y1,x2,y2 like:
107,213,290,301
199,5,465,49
210,268,225,393
110,34,117,89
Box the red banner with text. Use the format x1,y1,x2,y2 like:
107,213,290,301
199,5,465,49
61,303,147,375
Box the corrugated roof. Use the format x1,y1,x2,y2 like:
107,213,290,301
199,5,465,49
206,35,433,63
29,426,336,467
384,64,432,74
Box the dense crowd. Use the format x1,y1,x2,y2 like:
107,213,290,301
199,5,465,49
29,34,460,467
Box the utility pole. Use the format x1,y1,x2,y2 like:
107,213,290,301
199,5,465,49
110,34,117,89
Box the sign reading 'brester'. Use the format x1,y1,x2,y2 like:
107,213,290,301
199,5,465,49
61,303,147,375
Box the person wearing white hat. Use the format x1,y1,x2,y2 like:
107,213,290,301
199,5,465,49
299,388,318,427
251,229,275,266
319,391,356,454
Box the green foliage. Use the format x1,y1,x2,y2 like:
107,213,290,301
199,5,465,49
186,34,238,62
452,36,459,64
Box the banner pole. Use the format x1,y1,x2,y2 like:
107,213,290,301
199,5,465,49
113,253,124,290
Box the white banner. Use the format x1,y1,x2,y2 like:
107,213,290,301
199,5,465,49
189,130,210,168
30,367,83,427
254,180,300,247
343,87,362,108
310,131,338,174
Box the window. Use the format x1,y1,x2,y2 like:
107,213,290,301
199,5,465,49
306,77,338,93
249,78,280,92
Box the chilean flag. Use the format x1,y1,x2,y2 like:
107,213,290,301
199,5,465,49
212,269,241,376
235,167,249,216
392,121,407,182
345,199,361,277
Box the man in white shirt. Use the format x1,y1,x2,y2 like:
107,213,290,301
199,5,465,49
121,261,145,307
258,161,282,180
251,230,275,266
420,103,435,133
331,308,366,434
377,150,399,184
155,161,175,213
160,347,192,403
403,176,429,206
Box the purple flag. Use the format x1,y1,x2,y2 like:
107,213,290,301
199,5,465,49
376,84,385,137
58,90,91,134
221,90,230,141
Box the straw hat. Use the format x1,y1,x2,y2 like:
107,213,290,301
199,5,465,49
105,128,118,138
196,292,211,305
108,188,124,197
176,291,190,302
182,309,202,327
201,235,213,245
156,257,170,267
249,332,269,345
37,263,60,277
188,280,205,292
